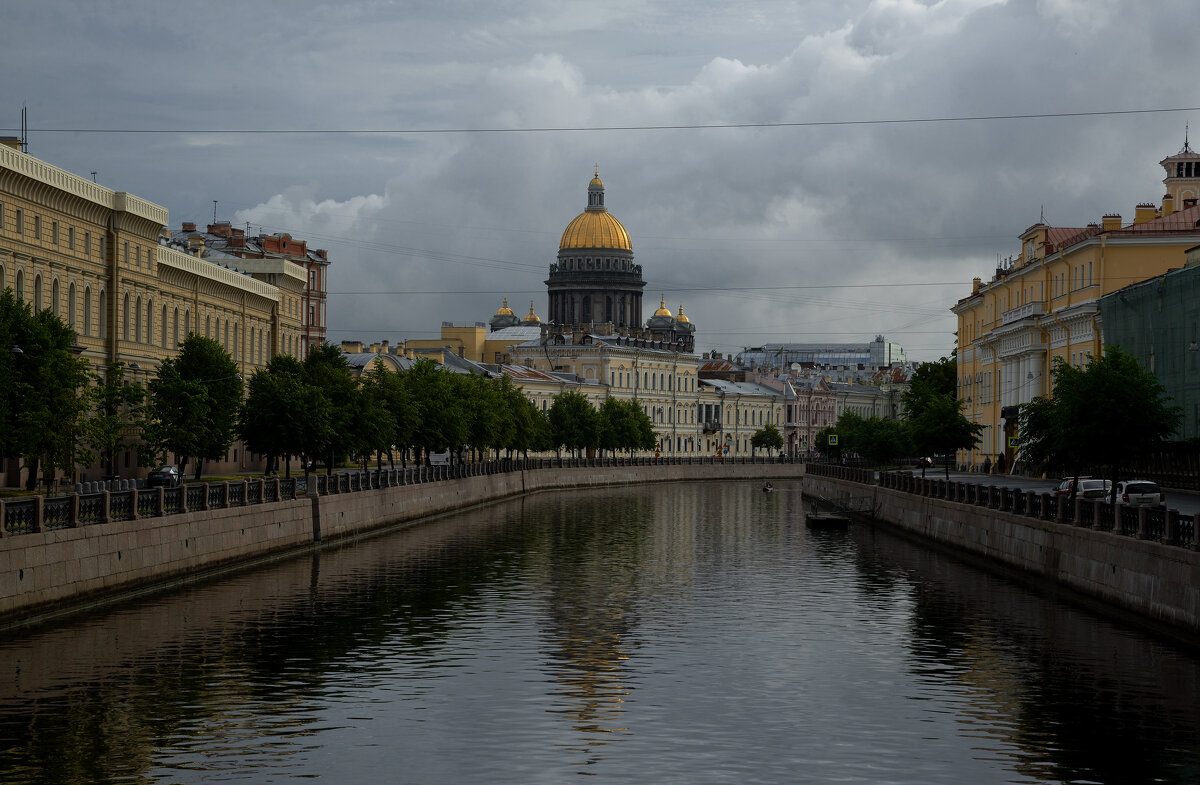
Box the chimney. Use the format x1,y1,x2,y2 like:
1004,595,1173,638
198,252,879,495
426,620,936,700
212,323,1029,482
972,277,981,295
1162,193,1176,217
187,234,205,255
181,222,196,232
0,137,21,151
1134,203,1158,225
1101,214,1122,231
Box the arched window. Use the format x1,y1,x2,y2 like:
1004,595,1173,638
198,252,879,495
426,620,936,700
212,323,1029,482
223,320,229,350
33,275,42,311
123,293,131,341
135,296,142,343
83,286,92,336
14,269,23,301
173,308,179,348
51,279,60,317
184,310,190,336
147,299,154,345
0,265,5,292
161,305,167,348
205,315,211,338
99,289,107,338
67,283,76,328
233,323,239,358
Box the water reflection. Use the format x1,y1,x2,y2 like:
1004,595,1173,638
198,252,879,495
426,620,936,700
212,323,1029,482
0,481,1196,783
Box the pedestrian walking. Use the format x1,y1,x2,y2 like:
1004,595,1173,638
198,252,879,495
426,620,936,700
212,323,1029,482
983,456,992,474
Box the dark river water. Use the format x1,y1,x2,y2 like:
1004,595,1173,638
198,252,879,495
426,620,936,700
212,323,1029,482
1,481,1198,784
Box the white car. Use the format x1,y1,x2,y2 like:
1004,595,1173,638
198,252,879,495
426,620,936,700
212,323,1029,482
1107,480,1164,507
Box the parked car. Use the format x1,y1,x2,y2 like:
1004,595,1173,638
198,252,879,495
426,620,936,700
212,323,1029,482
147,465,181,487
1053,477,1111,499
1107,480,1165,507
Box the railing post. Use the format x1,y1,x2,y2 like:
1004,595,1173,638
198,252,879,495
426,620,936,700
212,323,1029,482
129,488,139,521
1192,513,1200,551
201,482,211,511
32,495,44,533
69,493,81,527
156,487,165,517
1136,506,1148,540
1164,509,1179,547
101,490,112,524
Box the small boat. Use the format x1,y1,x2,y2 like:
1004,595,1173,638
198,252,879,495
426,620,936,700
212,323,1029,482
805,512,850,530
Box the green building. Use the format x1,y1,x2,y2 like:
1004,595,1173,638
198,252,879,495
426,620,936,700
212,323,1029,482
1099,246,1200,440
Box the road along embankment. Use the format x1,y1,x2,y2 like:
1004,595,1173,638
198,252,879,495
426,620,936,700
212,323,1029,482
0,460,801,628
804,471,1200,639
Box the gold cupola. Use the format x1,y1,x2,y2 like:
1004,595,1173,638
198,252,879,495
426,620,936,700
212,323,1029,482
559,169,633,251
676,304,690,323
495,298,514,317
523,301,541,324
653,297,673,318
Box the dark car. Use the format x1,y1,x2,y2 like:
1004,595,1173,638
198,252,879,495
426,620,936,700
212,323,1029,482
147,465,181,487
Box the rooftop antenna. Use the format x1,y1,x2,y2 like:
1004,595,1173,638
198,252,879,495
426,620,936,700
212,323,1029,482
20,104,28,153
1186,122,1192,153
1040,204,1045,224
90,172,97,183
213,200,218,223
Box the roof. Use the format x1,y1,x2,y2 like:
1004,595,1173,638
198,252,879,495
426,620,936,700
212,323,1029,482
699,379,781,398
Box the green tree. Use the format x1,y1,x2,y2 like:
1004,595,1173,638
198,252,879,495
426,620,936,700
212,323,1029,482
304,342,358,471
239,354,327,477
2,292,94,488
1020,348,1180,508
548,390,599,457
858,417,911,470
902,356,957,415
403,358,467,464
905,393,981,479
142,334,242,480
88,361,146,479
364,359,417,467
459,372,507,461
597,397,656,455
750,422,784,456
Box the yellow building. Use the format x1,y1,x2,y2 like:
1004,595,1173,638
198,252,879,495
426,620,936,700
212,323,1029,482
954,140,1200,469
0,139,304,481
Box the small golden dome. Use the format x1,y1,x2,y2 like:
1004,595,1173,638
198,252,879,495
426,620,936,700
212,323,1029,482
525,302,541,323
676,304,690,323
495,298,514,316
559,210,632,251
653,296,673,318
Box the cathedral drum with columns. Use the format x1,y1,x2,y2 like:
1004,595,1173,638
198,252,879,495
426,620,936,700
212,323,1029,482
546,171,646,327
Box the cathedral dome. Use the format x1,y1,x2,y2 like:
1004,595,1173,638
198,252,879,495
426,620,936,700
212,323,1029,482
558,170,633,251
676,304,690,324
523,302,541,324
653,297,673,318
495,298,514,317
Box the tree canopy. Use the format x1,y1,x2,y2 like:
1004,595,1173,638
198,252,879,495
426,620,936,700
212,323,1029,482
1018,348,1180,501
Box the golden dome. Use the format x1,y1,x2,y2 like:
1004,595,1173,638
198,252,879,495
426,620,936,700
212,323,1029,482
525,302,541,323
676,304,690,323
495,298,514,316
559,169,633,251
653,297,673,318
559,210,632,251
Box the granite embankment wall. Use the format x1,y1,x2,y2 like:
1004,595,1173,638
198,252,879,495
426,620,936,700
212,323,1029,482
804,472,1200,636
0,461,800,626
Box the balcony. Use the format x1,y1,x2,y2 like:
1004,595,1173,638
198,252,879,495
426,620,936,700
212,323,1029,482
1001,301,1045,326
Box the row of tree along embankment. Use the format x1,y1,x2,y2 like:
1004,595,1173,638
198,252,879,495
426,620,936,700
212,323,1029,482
804,463,1200,638
0,457,803,628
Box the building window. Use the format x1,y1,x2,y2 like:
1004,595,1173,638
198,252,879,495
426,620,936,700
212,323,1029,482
15,209,23,236
33,274,42,311
51,221,58,245
173,308,180,347
123,241,129,265
68,226,75,250
84,231,90,256
147,299,154,344
51,279,59,317
99,289,107,338
84,286,92,336
161,305,167,348
33,215,41,240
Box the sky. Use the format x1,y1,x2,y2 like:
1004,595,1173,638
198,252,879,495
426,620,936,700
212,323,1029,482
3,0,1198,363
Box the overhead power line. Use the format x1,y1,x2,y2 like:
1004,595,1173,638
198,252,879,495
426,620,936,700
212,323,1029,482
3,106,1198,136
